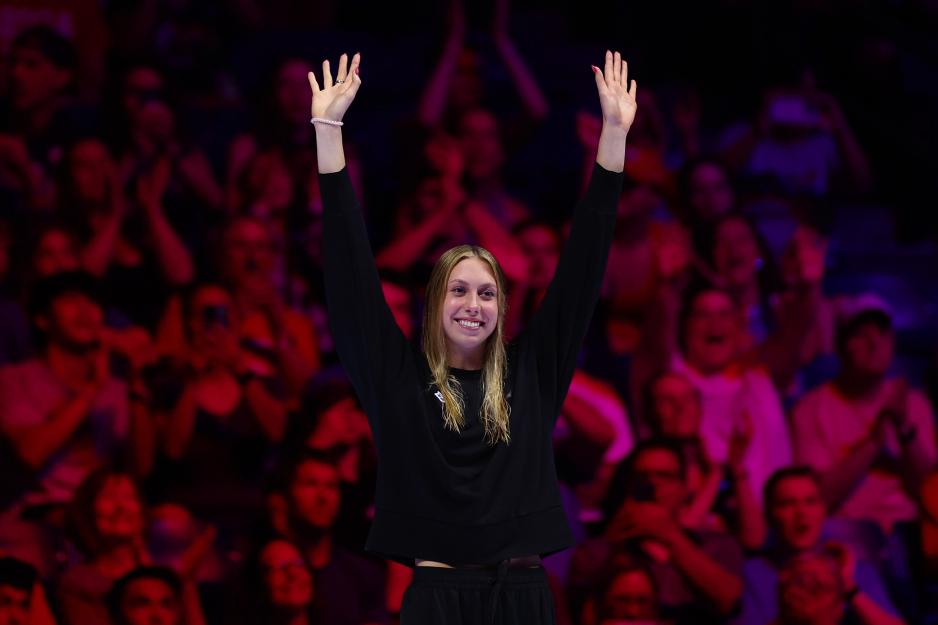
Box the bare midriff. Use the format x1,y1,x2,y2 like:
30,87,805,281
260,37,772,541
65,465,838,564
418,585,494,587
414,555,542,568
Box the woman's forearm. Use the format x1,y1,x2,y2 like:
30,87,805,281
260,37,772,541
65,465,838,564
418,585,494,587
595,125,627,173
316,125,346,174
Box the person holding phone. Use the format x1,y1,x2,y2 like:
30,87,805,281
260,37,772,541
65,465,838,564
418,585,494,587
570,439,743,625
149,282,288,531
312,50,633,623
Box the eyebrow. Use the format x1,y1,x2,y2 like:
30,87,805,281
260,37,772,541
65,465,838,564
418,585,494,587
448,279,497,290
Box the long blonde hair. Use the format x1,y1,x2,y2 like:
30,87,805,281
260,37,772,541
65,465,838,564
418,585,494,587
422,245,511,445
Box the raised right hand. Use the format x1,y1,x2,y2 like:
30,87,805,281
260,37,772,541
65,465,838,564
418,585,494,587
308,53,362,123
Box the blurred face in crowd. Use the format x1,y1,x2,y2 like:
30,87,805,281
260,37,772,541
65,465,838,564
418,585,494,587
94,475,145,542
842,320,894,380
768,475,825,552
601,568,659,622
517,223,559,291
442,257,499,363
222,218,277,291
631,447,685,514
458,109,504,183
276,59,313,126
34,228,80,277
288,459,341,530
118,578,180,625
69,139,112,208
261,540,313,610
382,281,414,339
39,291,104,351
781,226,825,287
122,66,165,119
9,45,70,112
650,372,700,439
778,555,844,625
688,162,733,222
186,284,239,361
683,290,742,374
244,152,294,219
0,585,29,625
713,216,760,290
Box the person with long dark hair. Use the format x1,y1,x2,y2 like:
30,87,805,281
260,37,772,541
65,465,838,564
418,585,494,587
311,50,636,623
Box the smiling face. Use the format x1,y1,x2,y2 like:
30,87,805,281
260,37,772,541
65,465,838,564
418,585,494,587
768,474,826,552
261,540,313,609
683,290,742,374
94,475,145,542
441,257,499,368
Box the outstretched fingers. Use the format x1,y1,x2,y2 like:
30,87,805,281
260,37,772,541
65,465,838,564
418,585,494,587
307,71,320,94
603,50,614,88
629,79,638,99
613,51,621,87
337,53,349,83
346,52,362,92
322,59,333,89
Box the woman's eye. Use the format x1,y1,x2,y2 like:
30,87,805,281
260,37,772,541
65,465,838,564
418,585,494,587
482,291,496,298
451,287,465,294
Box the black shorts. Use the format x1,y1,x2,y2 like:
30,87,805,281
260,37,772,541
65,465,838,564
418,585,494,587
400,563,556,625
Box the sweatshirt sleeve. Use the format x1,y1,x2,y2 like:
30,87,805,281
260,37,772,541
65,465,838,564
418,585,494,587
320,168,410,423
522,162,623,419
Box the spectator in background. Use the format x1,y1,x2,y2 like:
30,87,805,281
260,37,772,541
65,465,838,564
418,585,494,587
58,469,213,625
677,157,736,232
30,225,81,279
736,466,905,625
774,553,848,625
241,538,314,625
226,58,317,215
0,556,56,625
274,450,386,625
585,563,664,625
112,62,223,216
58,137,194,328
0,272,153,512
58,469,150,625
644,371,766,550
721,67,872,198
634,285,793,505
570,439,743,625
791,297,937,533
0,26,82,212
106,566,206,625
505,219,559,336
376,157,528,287
148,282,287,529
417,0,549,131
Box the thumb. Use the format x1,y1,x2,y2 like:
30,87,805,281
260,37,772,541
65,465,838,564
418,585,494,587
591,65,606,93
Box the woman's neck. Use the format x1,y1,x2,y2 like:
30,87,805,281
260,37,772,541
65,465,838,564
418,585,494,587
447,349,484,371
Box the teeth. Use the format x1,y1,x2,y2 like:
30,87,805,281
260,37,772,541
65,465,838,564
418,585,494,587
457,320,481,328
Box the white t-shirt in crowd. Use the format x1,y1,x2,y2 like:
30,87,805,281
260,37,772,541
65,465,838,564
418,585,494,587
672,356,792,504
791,379,937,531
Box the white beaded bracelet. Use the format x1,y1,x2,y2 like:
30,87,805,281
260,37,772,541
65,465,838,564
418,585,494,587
310,117,343,127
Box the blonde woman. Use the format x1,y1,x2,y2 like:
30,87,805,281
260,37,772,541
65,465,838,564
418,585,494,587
310,50,636,624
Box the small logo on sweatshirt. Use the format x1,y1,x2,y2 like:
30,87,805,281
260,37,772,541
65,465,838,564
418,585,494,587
434,391,444,404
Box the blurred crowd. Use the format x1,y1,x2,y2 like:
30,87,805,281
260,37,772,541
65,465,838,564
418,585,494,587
1,1,938,625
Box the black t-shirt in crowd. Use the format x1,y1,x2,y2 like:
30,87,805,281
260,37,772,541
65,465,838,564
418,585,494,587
321,162,622,565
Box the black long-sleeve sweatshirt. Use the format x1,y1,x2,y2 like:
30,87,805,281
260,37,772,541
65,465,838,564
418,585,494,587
321,163,623,565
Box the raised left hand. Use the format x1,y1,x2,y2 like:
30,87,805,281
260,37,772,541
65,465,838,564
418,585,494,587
592,50,638,134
